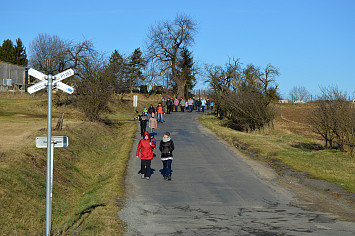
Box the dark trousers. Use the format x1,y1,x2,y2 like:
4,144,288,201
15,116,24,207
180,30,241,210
180,106,184,112
174,105,178,112
162,159,172,176
141,159,151,177
201,106,205,112
140,122,147,136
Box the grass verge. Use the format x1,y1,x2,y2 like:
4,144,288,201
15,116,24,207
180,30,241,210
0,92,144,235
0,120,136,235
199,112,355,194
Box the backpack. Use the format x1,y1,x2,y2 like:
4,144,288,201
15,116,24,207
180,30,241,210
151,137,156,149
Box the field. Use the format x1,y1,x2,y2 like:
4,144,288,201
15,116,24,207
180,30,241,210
199,103,355,194
0,92,161,235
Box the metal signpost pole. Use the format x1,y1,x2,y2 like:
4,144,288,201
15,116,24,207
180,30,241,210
50,141,54,220
28,68,73,235
46,74,53,236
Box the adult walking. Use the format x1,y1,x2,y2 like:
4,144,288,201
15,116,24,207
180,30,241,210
149,113,158,133
180,98,185,112
174,98,179,112
136,131,156,180
166,98,172,114
147,104,155,119
156,103,164,123
196,99,202,112
187,97,194,112
159,131,175,181
201,98,206,112
138,112,148,136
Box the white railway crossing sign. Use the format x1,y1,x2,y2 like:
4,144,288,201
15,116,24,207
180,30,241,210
27,68,75,94
27,68,74,235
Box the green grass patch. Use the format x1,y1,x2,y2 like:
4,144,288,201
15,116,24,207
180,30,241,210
0,92,165,235
0,120,136,235
199,113,355,193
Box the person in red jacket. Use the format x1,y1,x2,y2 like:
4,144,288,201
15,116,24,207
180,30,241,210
136,131,156,180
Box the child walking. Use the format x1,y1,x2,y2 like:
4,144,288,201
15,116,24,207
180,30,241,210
149,113,158,133
159,132,175,180
136,131,156,180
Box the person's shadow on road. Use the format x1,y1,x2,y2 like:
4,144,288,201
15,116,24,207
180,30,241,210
159,169,173,177
137,168,156,176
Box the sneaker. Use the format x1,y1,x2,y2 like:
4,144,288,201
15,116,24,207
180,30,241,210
164,175,168,180
168,175,172,181
146,177,150,180
141,174,145,179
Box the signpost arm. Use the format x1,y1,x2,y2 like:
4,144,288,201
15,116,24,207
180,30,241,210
46,74,53,235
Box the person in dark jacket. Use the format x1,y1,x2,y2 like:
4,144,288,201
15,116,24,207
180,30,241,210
138,112,148,136
136,131,156,180
159,131,175,180
166,98,172,114
147,104,155,119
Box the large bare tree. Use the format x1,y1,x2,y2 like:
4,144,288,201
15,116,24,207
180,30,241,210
29,33,114,121
29,33,70,74
146,14,197,98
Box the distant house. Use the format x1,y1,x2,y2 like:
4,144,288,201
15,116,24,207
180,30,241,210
0,61,28,91
294,100,305,104
278,100,289,104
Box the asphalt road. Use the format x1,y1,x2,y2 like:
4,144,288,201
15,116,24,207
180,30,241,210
119,111,355,235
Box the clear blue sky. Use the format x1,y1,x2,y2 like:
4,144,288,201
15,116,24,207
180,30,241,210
1,0,354,99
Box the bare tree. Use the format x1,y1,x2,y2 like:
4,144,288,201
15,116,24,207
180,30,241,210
309,86,355,156
146,14,198,98
259,64,280,100
289,86,311,102
29,33,70,74
206,59,278,132
75,51,114,121
29,33,115,121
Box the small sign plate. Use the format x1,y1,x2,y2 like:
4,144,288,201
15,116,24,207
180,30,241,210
28,80,47,94
54,69,74,83
28,68,47,81
56,82,74,94
36,136,69,148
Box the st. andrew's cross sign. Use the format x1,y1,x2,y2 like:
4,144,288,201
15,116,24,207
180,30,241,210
27,68,75,94
27,68,74,235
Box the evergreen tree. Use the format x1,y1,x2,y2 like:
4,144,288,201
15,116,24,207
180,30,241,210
107,50,128,93
178,48,196,98
14,38,28,66
0,38,28,66
127,48,145,92
0,39,15,63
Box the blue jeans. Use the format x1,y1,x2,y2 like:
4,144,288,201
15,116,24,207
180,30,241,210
188,105,193,112
157,113,163,123
162,159,172,176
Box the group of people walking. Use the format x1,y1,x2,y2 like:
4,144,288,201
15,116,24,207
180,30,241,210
135,96,213,181
136,131,175,181
162,97,214,114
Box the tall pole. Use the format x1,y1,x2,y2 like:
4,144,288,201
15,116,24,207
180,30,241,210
46,74,53,235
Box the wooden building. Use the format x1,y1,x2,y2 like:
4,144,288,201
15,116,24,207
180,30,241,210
0,61,28,91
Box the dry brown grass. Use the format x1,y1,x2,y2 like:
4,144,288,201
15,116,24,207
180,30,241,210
0,91,164,234
274,103,319,139
200,105,355,193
